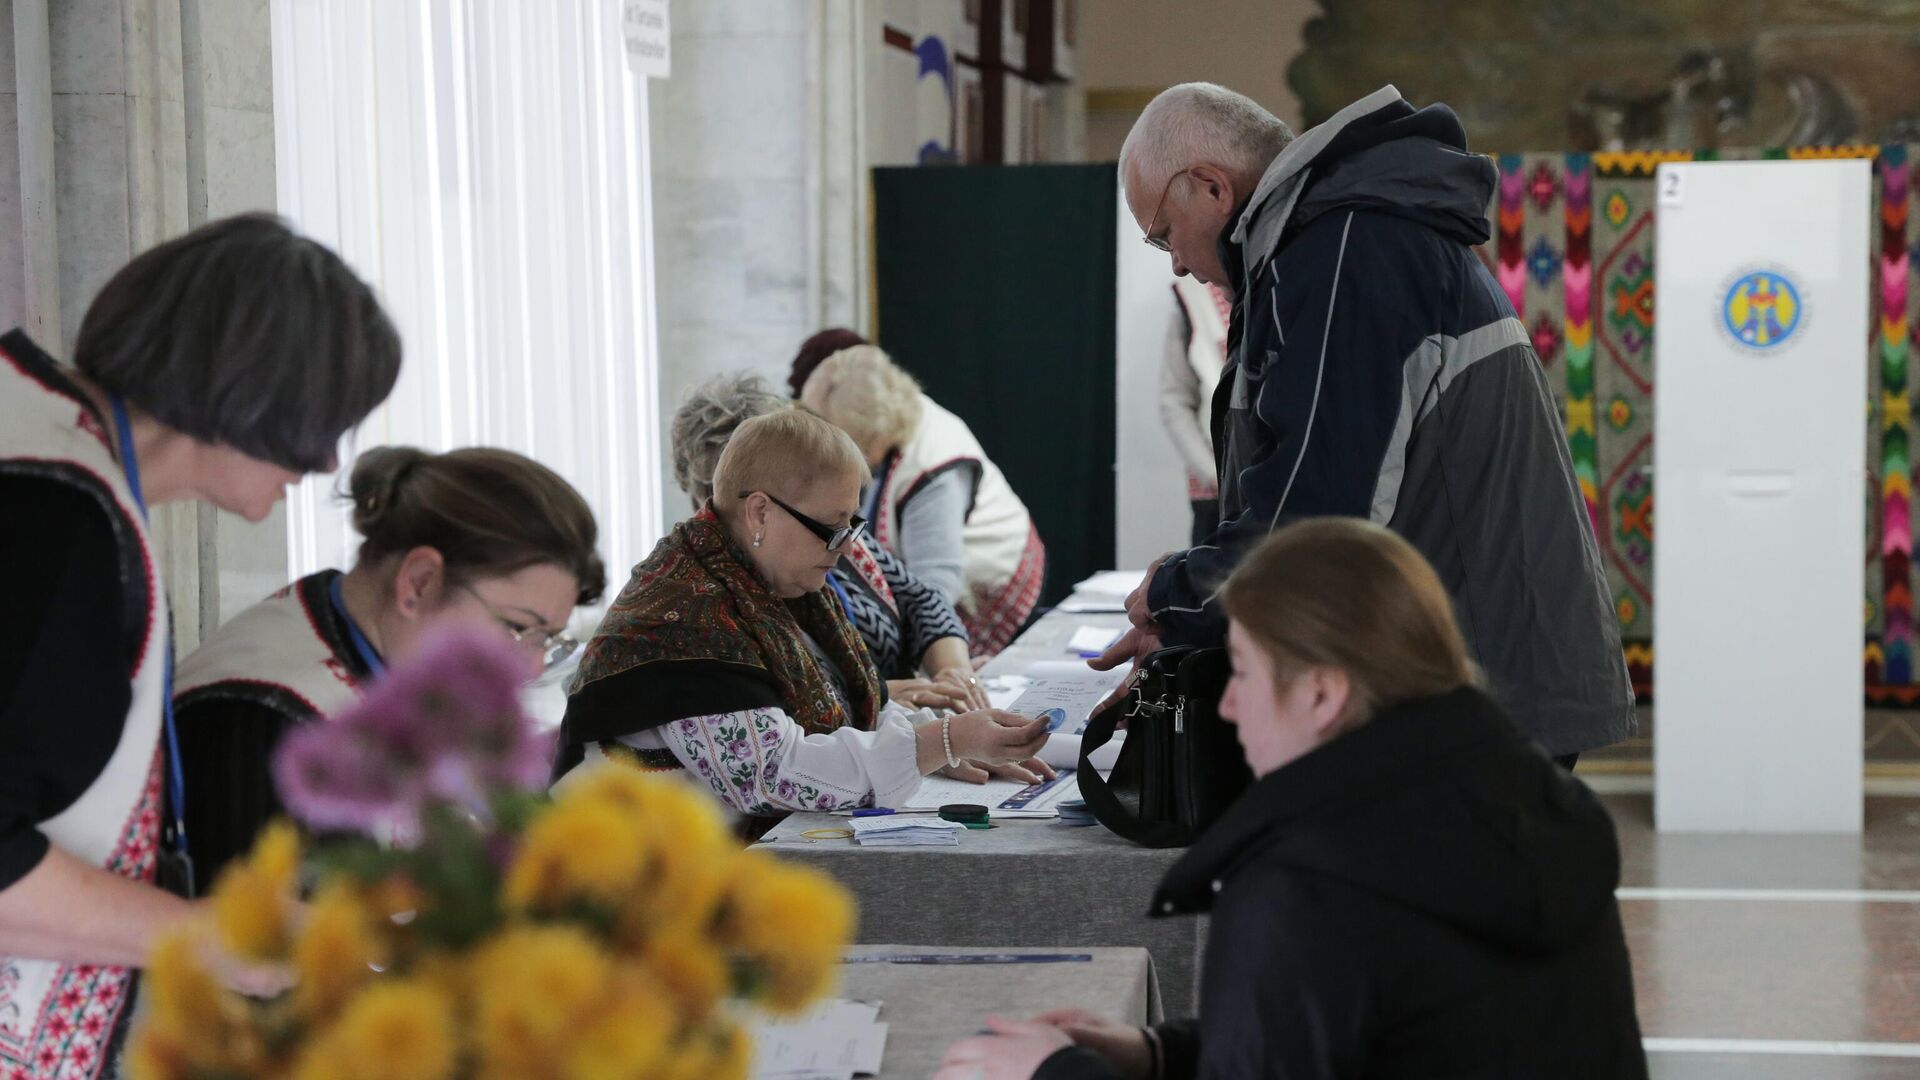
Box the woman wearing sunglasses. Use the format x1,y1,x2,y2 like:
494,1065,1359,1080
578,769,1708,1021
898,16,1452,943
173,445,606,892
670,371,988,716
553,408,1051,832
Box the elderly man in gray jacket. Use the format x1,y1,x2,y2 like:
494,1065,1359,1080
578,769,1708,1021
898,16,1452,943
1095,83,1634,764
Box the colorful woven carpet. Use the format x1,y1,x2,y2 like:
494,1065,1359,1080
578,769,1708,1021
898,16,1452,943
1482,144,1915,714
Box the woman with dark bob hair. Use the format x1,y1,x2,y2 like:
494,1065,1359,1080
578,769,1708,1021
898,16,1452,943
939,519,1647,1080
0,213,401,1077
175,445,608,894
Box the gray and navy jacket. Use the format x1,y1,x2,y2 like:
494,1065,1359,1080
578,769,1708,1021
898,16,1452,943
1146,86,1634,756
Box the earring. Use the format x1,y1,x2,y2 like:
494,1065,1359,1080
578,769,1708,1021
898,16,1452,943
753,532,763,548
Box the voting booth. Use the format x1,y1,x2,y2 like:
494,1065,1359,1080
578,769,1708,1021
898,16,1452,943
1653,160,1871,833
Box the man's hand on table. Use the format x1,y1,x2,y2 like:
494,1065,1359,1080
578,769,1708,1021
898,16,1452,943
936,1016,1075,1080
1029,1009,1154,1080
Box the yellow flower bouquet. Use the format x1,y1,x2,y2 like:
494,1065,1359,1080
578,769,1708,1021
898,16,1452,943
132,628,853,1080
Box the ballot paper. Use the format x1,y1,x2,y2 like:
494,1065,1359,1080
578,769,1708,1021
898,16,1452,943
982,662,1129,769
983,675,1027,711
1005,662,1129,735
849,816,961,847
750,998,888,1079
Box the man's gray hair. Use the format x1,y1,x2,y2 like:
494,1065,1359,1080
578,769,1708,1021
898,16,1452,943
670,371,791,508
1119,83,1293,197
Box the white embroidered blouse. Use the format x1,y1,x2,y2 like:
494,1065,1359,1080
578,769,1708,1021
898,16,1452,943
617,701,929,815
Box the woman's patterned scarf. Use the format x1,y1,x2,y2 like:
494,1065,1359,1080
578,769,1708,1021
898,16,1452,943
572,506,882,734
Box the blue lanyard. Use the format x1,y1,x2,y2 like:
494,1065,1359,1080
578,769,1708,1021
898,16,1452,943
328,575,385,676
107,396,190,860
826,569,857,622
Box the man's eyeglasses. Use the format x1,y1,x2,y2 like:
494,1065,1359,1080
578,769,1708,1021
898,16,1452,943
454,582,579,671
1141,170,1186,253
743,490,868,553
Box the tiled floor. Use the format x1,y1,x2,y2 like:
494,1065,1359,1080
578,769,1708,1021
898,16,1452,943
1602,794,1920,1078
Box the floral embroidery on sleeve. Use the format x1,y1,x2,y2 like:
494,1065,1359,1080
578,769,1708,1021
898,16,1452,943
663,710,877,815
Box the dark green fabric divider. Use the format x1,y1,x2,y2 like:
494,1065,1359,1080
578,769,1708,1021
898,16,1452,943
872,163,1118,606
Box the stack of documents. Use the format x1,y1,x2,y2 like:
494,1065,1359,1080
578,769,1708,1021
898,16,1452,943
751,998,888,1079
849,815,963,847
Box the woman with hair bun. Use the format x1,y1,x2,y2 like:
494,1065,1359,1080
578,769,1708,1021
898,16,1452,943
173,445,608,892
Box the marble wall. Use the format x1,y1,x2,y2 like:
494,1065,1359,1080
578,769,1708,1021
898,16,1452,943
648,0,821,516
190,0,286,629
646,0,1010,518
1,0,278,647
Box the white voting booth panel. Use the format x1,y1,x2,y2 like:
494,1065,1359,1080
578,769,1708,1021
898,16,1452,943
1113,181,1198,569
1653,160,1869,833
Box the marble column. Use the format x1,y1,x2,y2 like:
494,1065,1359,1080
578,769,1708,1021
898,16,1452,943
648,0,818,510
1,0,275,650
190,0,283,628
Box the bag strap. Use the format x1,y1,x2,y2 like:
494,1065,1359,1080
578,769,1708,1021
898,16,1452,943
1077,665,1196,848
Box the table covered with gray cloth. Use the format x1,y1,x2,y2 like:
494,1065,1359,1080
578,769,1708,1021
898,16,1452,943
760,813,1207,1015
841,945,1160,1078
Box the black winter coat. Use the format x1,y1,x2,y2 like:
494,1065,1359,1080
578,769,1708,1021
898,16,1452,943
1038,687,1648,1080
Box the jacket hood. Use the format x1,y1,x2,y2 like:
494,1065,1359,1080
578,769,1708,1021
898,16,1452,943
1153,687,1622,954
1231,86,1496,279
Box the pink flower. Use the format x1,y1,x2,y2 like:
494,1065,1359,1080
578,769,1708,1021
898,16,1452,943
351,629,525,762
272,626,547,837
275,725,421,835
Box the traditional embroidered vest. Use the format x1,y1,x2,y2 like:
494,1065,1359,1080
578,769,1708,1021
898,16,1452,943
0,333,166,1080
175,572,365,723
872,394,1045,656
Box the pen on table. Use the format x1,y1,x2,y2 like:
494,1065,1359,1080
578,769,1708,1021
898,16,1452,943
851,807,897,817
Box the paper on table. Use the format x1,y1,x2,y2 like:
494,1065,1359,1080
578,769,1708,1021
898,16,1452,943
751,999,887,1079
1056,598,1128,614
1040,729,1122,771
1005,666,1129,735
1026,660,1128,682
986,681,1025,710
1074,569,1147,598
849,816,961,846
849,816,962,834
1066,625,1121,655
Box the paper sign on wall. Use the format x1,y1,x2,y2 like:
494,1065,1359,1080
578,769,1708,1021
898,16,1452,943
622,0,670,78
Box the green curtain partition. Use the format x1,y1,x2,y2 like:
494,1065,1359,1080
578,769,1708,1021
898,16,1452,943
871,163,1119,606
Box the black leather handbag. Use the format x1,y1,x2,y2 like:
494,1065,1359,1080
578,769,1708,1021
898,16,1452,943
1076,645,1253,848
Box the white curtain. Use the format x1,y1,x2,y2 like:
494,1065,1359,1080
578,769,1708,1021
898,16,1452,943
269,0,662,628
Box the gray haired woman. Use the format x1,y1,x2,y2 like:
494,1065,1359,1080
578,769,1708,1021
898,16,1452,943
671,372,995,718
